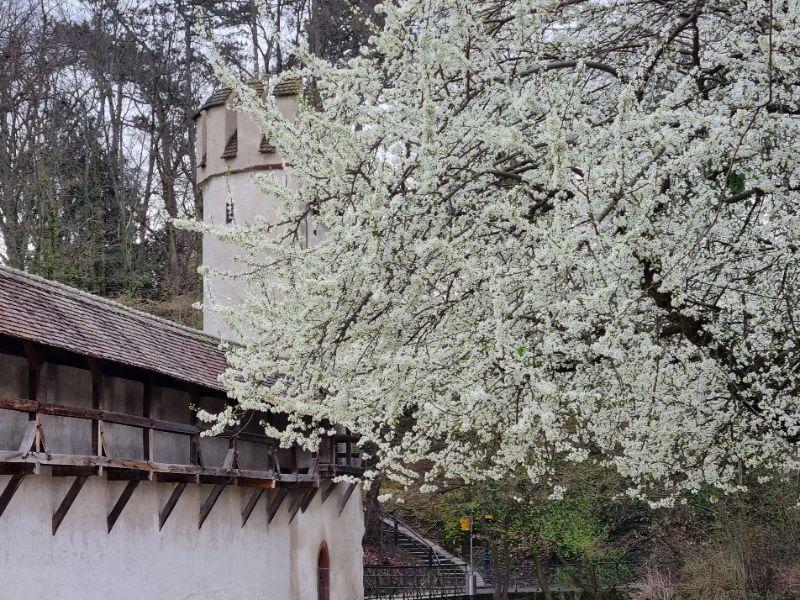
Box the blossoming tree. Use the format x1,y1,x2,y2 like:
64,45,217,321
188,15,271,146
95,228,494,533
206,0,800,501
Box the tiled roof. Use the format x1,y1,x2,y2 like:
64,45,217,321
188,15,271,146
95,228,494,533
195,76,301,118
197,86,232,112
259,135,276,154
273,76,301,97
0,265,229,391
221,130,238,159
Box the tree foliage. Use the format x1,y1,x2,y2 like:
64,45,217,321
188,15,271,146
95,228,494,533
209,0,800,500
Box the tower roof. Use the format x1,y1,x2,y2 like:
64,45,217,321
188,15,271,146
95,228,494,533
195,76,301,118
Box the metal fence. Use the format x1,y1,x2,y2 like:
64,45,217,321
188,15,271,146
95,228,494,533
364,565,468,599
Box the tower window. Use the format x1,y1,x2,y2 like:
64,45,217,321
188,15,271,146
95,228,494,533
317,542,330,600
225,200,235,224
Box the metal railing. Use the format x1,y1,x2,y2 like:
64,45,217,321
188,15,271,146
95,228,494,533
364,565,468,599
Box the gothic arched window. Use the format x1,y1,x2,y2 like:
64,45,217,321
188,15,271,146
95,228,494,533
317,542,330,600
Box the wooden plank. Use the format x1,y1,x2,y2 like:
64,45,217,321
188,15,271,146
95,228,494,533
0,451,286,488
159,482,187,531
106,468,149,482
0,397,197,435
0,397,277,446
236,477,277,489
52,476,88,535
336,482,357,517
52,465,97,477
241,489,264,527
266,487,289,523
0,474,25,519
320,481,337,505
198,484,226,529
154,472,198,484
107,480,139,532
0,463,35,476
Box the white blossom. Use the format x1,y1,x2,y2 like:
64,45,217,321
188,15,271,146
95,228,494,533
203,0,800,500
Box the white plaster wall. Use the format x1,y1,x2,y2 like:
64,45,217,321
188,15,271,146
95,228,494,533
198,92,311,343
0,470,364,600
201,170,290,341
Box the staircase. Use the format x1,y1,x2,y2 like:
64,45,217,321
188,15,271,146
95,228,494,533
379,512,485,588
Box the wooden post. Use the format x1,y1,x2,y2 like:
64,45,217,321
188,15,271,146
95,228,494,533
87,358,104,457
188,384,201,466
142,379,153,462
22,343,43,437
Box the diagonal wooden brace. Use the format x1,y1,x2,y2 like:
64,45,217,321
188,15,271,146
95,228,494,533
159,482,187,531
52,476,88,535
241,489,265,528
0,474,25,519
107,480,139,533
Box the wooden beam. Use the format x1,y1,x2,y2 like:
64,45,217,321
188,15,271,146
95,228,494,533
18,420,37,456
142,379,153,462
52,464,97,477
22,341,43,424
0,474,25,519
287,489,306,524
0,396,278,445
241,489,264,528
300,486,319,513
154,472,198,484
106,468,149,482
107,480,139,532
320,481,337,505
159,482,187,531
188,384,202,466
52,476,88,534
266,487,289,524
87,357,104,456
236,477,277,489
0,463,35,476
336,482,357,517
0,397,198,435
198,484,226,529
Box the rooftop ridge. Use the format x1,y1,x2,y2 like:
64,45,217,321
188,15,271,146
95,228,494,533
0,264,224,348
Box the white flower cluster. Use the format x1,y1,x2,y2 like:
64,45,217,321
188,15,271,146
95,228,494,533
208,0,800,499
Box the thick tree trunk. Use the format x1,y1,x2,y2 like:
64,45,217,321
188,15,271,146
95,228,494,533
531,539,553,600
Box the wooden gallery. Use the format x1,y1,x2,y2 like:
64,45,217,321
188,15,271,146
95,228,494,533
0,80,365,600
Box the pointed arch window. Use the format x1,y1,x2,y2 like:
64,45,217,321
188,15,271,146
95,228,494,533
317,542,330,600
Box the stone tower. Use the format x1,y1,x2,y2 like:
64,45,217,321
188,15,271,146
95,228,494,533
194,78,304,340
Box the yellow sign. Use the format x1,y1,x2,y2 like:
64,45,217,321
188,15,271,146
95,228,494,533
483,514,494,521
459,517,472,531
